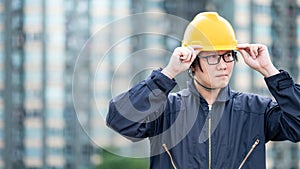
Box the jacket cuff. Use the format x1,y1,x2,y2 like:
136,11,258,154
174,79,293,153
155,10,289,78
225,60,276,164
146,69,177,95
265,70,294,91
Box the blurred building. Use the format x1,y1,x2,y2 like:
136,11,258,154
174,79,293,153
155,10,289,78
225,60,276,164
2,0,25,168
233,0,300,168
2,0,94,168
1,0,300,169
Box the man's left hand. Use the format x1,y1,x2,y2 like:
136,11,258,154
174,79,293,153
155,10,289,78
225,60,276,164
237,44,280,77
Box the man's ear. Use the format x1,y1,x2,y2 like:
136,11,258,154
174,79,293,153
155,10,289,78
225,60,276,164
189,67,195,76
191,66,195,72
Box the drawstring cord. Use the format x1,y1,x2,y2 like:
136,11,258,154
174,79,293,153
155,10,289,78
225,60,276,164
238,139,260,169
162,144,177,169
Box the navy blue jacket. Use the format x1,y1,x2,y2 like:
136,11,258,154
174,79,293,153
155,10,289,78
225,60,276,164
106,69,300,169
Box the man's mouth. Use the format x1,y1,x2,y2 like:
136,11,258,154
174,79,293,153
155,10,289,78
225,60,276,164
216,74,228,78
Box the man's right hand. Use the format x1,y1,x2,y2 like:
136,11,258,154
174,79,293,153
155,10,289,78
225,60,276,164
162,46,201,79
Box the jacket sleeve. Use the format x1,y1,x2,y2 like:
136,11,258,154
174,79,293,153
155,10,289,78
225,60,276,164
106,69,177,141
264,70,300,142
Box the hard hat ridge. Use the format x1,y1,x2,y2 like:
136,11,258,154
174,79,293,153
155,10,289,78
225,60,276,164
182,12,238,51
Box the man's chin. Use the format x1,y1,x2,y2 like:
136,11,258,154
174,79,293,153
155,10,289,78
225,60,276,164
213,82,229,89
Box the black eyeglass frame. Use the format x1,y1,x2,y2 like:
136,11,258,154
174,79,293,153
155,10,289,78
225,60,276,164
198,50,237,65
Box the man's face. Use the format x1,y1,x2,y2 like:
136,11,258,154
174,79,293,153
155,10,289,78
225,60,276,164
193,50,235,89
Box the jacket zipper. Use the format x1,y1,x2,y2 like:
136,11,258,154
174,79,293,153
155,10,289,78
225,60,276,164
238,139,260,169
162,104,212,169
162,143,177,169
208,105,212,169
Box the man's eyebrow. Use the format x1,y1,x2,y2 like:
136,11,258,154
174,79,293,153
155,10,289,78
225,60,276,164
202,51,232,55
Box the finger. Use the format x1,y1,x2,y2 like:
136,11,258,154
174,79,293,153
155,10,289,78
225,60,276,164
238,49,251,63
174,48,187,62
180,48,193,62
187,46,195,52
190,45,203,50
187,46,197,62
180,46,202,63
179,53,187,63
238,45,256,59
236,43,250,49
238,49,247,58
189,45,202,55
188,45,202,62
194,48,201,56
191,49,201,62
186,47,194,62
248,47,257,59
251,45,259,56
257,44,266,54
191,49,198,62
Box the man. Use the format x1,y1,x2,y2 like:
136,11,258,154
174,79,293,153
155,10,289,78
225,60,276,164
106,12,300,169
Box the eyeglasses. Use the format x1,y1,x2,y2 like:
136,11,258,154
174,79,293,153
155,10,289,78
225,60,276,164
198,51,237,65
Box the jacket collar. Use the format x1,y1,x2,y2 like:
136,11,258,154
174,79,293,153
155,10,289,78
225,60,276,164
183,80,231,102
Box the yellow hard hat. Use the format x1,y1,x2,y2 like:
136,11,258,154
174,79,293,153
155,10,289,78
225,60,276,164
182,12,238,51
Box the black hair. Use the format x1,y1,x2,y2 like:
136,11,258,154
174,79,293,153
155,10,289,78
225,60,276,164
190,57,203,74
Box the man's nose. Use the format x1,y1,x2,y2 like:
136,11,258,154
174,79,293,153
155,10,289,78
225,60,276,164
217,57,227,70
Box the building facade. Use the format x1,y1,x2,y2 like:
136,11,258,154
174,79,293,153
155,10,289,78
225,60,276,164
2,0,94,168
233,0,300,168
0,0,300,169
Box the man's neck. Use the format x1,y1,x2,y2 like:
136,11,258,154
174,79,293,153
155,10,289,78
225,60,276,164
194,81,220,105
